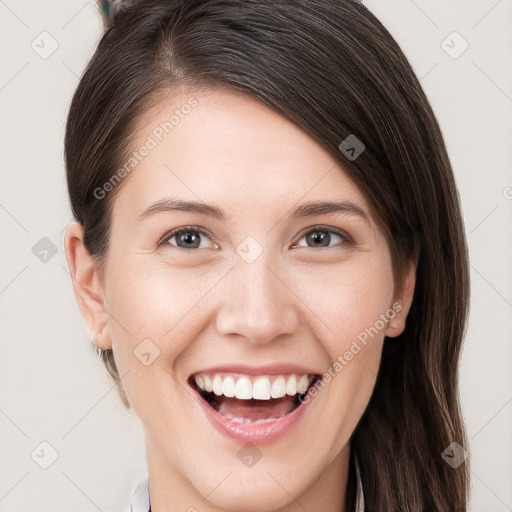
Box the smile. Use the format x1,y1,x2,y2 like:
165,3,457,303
188,370,322,444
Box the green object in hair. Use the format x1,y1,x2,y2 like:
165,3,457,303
94,0,123,30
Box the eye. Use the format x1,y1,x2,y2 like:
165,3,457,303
158,226,218,250
293,225,353,249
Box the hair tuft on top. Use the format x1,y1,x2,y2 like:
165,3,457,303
94,0,132,31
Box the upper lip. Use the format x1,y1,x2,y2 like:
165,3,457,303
189,363,322,378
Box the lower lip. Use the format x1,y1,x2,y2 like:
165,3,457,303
191,384,316,445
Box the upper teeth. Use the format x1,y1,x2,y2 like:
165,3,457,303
193,373,314,400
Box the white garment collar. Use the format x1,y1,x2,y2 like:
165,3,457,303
130,455,365,512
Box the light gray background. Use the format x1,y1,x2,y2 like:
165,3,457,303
0,1,511,511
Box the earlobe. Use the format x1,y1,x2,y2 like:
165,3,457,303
64,222,112,350
384,253,418,339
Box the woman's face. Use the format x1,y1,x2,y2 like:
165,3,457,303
67,88,415,511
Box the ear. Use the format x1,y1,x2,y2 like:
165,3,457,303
64,222,112,350
384,250,418,339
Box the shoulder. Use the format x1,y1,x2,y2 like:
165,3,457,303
130,478,150,512
354,454,365,512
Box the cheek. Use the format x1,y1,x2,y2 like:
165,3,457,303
295,252,395,352
298,255,393,446
104,261,214,416
104,259,218,365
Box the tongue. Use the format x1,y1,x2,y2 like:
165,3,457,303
217,395,297,421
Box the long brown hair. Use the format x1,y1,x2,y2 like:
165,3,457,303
64,1,470,509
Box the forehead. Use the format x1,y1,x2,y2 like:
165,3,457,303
114,87,376,226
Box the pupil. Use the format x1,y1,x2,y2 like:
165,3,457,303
180,232,200,248
308,231,329,247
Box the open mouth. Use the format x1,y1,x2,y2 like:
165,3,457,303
188,373,321,424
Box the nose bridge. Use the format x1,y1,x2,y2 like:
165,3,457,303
215,247,299,344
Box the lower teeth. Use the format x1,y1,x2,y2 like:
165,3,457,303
222,413,285,424
208,393,308,423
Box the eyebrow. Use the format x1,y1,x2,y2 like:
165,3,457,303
139,198,226,220
289,200,369,223
138,198,370,224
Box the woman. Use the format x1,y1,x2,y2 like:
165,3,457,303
63,0,470,510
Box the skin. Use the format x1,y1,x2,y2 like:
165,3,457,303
65,87,417,512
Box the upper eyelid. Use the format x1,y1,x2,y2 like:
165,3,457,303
158,225,213,246
299,224,353,244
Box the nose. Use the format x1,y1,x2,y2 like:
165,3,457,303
215,252,301,345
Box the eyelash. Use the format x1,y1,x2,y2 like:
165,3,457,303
294,225,353,248
158,226,215,250
158,225,353,250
